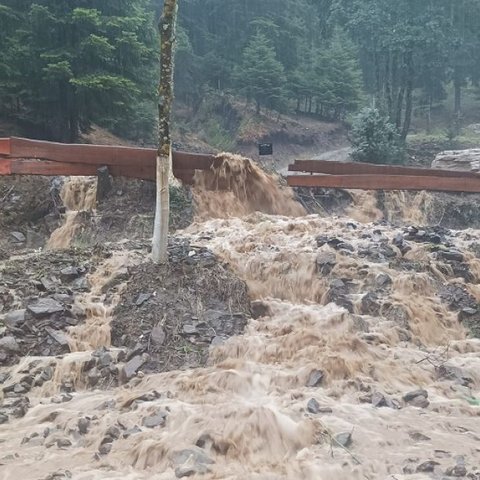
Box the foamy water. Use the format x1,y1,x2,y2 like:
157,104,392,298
1,164,480,479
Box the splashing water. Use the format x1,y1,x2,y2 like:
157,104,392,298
193,153,305,219
1,164,480,479
47,177,97,249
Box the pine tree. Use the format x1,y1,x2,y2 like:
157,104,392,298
235,33,287,114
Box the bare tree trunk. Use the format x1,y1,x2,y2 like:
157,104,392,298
152,0,178,264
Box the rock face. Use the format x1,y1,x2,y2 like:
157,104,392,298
432,149,480,172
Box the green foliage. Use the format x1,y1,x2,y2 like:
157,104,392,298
235,33,287,114
0,0,157,142
350,108,405,165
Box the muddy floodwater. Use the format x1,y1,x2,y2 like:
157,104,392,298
1,158,480,479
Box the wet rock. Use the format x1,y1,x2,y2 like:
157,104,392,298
307,398,320,414
0,336,19,353
360,292,381,316
135,293,152,306
334,432,352,448
77,418,90,435
13,383,27,394
122,355,145,380
372,392,388,408
417,461,440,472
142,412,167,428
98,443,112,455
87,367,101,387
27,298,64,317
105,426,121,440
122,426,142,439
98,352,113,367
438,250,464,262
408,395,429,408
385,304,410,329
151,324,166,345
56,438,72,448
306,369,324,387
409,431,431,442
4,309,26,329
446,465,467,477
175,464,210,478
403,389,428,402
173,447,214,477
60,266,81,281
10,231,26,243
0,413,8,424
45,327,69,347
375,273,392,288
40,366,54,382
251,300,271,319
316,252,336,275
437,364,473,387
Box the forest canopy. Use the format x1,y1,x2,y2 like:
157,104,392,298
0,0,479,143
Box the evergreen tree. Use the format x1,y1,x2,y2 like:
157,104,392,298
235,33,287,114
0,0,157,142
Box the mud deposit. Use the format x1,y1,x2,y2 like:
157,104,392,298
1,163,480,479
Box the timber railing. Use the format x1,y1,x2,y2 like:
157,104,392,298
0,137,218,185
287,159,480,193
1,137,480,193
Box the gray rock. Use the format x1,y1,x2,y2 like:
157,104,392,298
105,426,120,439
316,252,336,275
4,310,26,328
438,250,464,262
41,366,54,382
13,383,26,394
87,367,101,386
56,438,72,448
45,327,69,347
27,298,64,317
417,461,440,472
251,300,271,319
375,273,392,288
172,447,214,467
403,389,428,402
409,431,431,442
151,325,166,345
0,336,19,353
409,395,430,408
334,432,352,448
0,413,8,424
122,355,145,380
10,231,26,242
361,292,381,316
306,369,324,387
372,392,387,408
135,293,152,306
175,464,210,478
60,267,81,280
99,352,113,367
307,398,320,414
437,364,473,386
98,443,112,455
142,412,167,428
445,465,467,477
122,426,142,439
40,277,57,292
78,418,90,435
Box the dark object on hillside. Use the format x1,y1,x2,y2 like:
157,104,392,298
259,143,273,156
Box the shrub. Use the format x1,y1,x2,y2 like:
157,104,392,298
350,108,405,164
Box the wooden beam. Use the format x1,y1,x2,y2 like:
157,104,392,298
289,159,480,179
0,158,11,175
287,174,480,193
4,137,216,171
0,138,11,156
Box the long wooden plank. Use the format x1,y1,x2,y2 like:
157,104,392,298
0,158,12,175
0,138,10,156
287,174,480,193
3,158,196,184
289,159,480,178
3,137,216,171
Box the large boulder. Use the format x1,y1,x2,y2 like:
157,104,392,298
432,149,480,172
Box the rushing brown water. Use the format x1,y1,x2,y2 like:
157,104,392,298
1,164,480,479
47,177,97,249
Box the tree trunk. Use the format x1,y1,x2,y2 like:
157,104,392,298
152,0,178,264
401,51,414,141
454,67,462,116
